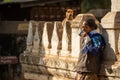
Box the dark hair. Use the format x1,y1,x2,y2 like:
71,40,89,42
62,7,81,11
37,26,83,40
86,19,97,29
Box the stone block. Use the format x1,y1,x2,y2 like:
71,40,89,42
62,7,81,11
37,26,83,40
24,73,49,80
49,76,73,80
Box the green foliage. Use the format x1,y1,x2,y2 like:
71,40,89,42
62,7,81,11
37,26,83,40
81,0,111,13
3,0,12,2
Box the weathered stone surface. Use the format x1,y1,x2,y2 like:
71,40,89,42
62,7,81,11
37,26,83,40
49,76,73,80
24,73,73,80
111,0,120,12
101,12,120,61
24,73,49,80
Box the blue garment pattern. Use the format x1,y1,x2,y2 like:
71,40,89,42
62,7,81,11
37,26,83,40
82,30,106,55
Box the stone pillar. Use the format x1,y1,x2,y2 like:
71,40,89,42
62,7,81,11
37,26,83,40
101,0,120,61
100,0,120,79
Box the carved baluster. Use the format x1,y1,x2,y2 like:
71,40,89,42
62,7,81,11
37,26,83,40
60,21,71,56
51,22,59,55
32,22,40,54
42,22,49,54
47,22,54,49
25,21,34,53
56,22,63,50
38,21,45,55
66,21,72,51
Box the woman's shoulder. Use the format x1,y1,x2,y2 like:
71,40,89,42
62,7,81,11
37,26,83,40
89,30,106,46
88,30,101,37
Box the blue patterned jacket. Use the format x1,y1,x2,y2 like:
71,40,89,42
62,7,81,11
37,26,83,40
82,30,106,55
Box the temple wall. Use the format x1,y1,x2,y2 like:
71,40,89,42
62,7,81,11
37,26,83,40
20,0,120,79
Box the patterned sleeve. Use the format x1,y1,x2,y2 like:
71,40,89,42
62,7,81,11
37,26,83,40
82,33,106,55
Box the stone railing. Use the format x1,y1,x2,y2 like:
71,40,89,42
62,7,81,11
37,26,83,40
20,20,80,80
19,0,120,78
20,14,102,80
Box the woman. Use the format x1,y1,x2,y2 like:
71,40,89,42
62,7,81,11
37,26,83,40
75,19,106,80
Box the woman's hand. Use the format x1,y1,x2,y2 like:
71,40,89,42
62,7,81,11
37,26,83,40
80,31,87,37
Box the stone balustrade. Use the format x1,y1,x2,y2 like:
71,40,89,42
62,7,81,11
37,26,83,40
20,14,102,80
20,12,120,80
24,20,77,57
20,20,78,80
19,0,120,79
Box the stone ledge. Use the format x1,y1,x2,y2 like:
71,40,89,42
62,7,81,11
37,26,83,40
20,54,120,79
22,64,76,78
20,54,77,78
24,73,73,80
20,54,77,70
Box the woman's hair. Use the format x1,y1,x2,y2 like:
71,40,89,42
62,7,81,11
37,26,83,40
85,18,97,29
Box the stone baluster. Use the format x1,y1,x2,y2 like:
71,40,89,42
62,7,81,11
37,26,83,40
60,21,71,56
25,21,34,53
32,22,40,54
47,22,54,49
51,21,59,55
56,22,63,50
42,22,54,55
42,22,49,54
38,21,45,55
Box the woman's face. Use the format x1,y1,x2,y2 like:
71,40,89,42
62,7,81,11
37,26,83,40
81,21,92,33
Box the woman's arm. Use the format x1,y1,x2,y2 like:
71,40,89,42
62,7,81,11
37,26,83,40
82,34,106,55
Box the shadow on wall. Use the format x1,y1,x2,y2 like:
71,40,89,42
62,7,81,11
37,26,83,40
115,12,120,55
99,23,117,79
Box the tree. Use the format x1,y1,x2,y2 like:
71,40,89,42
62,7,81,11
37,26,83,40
81,0,111,13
